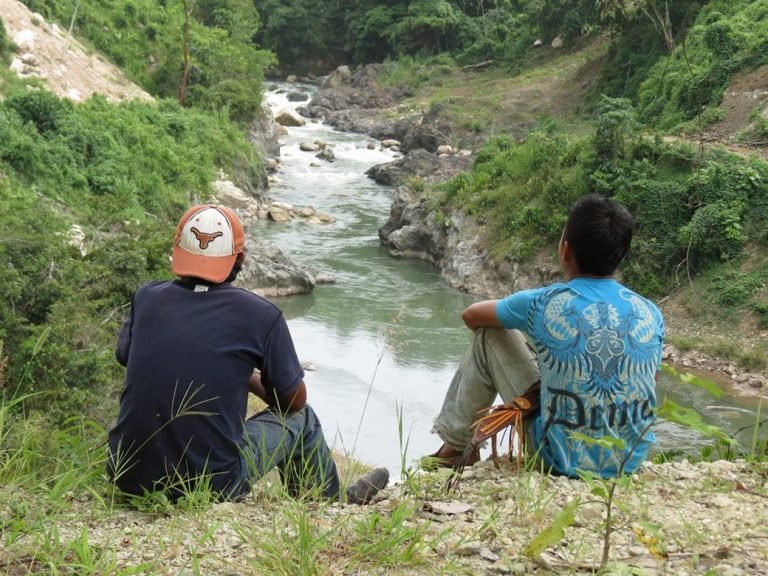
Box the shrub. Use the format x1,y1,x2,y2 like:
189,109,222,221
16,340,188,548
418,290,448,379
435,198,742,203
0,89,263,416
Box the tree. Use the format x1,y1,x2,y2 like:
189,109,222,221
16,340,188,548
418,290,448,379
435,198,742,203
599,0,678,51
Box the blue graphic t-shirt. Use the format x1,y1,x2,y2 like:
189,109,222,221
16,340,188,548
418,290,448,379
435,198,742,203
496,278,664,477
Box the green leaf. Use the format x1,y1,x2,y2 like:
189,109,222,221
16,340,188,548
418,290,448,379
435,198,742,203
32,326,51,358
657,399,735,444
524,498,580,558
678,372,724,399
590,485,609,499
662,363,724,399
569,431,626,451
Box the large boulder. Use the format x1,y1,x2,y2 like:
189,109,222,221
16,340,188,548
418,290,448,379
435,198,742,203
303,64,399,120
248,105,281,158
237,237,317,297
399,103,455,153
379,185,561,298
378,185,446,265
320,65,352,89
366,148,473,186
275,108,306,127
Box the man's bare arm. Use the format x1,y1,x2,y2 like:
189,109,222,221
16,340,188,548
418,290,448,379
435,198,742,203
248,372,307,413
462,300,503,330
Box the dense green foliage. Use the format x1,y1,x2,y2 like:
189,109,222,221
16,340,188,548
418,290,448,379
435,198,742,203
438,97,768,298
254,0,602,69
0,17,9,62
0,89,262,417
635,0,768,129
21,0,275,123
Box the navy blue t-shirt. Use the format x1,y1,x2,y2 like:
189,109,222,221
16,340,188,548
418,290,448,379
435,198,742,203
108,280,304,496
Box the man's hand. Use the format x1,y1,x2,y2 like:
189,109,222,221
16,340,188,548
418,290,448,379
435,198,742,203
462,300,503,331
248,372,307,413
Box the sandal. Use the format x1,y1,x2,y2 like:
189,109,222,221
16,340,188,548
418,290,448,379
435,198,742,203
421,442,480,469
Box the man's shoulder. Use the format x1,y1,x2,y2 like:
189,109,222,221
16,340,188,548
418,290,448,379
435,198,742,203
133,279,173,297
216,284,284,314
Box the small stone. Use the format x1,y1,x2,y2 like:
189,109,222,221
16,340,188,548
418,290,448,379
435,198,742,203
710,494,732,509
479,546,499,562
455,543,480,556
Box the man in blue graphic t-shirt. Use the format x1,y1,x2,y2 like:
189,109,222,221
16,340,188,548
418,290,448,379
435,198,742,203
429,194,664,477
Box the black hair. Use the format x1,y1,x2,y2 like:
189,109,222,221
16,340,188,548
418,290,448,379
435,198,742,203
562,194,634,276
224,257,243,283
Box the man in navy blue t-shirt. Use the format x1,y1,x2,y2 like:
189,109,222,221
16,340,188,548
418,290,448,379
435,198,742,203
108,204,388,502
429,195,664,478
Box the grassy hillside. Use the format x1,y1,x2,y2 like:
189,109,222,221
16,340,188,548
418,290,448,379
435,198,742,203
0,77,263,418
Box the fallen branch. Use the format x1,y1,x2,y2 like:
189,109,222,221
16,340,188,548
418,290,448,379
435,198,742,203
462,60,495,71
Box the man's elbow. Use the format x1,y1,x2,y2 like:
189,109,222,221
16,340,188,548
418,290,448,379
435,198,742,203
279,381,307,412
461,308,478,330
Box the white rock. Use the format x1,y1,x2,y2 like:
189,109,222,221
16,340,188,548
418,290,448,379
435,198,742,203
551,36,563,49
68,225,87,256
533,39,543,47
268,206,292,222
65,88,82,101
20,53,38,65
381,139,401,148
437,145,454,155
211,180,253,209
274,108,305,127
13,30,35,53
9,58,25,74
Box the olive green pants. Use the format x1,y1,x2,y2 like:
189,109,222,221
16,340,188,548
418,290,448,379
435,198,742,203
433,327,540,449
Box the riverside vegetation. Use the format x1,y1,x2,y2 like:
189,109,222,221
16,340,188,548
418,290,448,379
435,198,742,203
1,0,768,574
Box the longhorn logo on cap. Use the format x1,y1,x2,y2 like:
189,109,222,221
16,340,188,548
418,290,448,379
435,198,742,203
190,227,224,249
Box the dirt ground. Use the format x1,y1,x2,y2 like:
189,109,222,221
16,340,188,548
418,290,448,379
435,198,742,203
706,63,768,147
1,0,150,102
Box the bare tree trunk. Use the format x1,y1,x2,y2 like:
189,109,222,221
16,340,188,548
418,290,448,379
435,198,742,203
639,0,675,51
179,0,192,106
64,0,81,56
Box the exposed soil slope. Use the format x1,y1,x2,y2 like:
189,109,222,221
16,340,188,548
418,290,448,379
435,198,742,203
1,0,150,102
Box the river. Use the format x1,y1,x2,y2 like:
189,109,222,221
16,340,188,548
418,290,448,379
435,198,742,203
257,83,762,477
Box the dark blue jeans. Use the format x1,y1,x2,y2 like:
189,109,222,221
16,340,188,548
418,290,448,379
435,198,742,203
238,405,340,500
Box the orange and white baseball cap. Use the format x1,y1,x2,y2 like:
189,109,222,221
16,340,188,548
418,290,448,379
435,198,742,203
171,204,245,283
